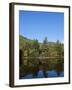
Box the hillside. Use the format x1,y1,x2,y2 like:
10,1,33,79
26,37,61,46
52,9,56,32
19,35,64,50
20,35,52,49
19,35,34,49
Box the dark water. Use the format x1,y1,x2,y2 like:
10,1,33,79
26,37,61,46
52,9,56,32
20,58,64,79
20,70,64,79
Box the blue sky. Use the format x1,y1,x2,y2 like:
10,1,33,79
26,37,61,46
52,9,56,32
19,10,64,43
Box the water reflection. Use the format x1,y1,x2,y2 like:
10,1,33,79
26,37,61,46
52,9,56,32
19,58,64,79
20,70,64,79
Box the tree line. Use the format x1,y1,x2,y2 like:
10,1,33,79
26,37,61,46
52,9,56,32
19,37,64,66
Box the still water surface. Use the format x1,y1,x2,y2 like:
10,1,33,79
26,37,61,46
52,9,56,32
20,58,64,79
20,69,64,79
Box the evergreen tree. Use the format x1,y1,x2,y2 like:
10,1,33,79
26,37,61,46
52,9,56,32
41,37,49,57
43,37,48,44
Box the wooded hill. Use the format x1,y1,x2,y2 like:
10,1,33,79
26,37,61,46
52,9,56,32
19,35,64,58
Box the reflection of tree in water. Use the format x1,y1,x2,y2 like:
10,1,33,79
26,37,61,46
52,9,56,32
55,59,64,76
19,57,64,78
32,60,49,78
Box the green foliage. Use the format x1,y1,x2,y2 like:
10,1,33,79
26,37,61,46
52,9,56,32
19,35,33,49
19,35,64,74
55,40,64,57
39,37,49,57
32,39,39,50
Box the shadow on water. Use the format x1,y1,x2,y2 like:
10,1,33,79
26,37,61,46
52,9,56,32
19,58,64,79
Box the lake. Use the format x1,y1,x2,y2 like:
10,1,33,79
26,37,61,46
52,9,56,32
20,58,64,79
20,69,64,79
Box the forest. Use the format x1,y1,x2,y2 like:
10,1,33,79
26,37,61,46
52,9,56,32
19,35,64,79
